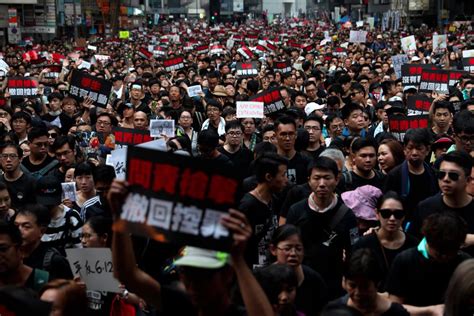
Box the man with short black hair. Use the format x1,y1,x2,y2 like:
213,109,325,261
385,128,438,216
22,127,58,177
341,103,366,137
10,111,31,144
41,92,74,135
218,121,253,179
50,135,77,182
302,115,325,159
449,110,473,155
287,157,358,299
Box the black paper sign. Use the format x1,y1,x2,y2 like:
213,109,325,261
113,127,153,146
235,62,258,78
8,77,39,98
69,70,112,108
249,87,285,116
418,69,449,94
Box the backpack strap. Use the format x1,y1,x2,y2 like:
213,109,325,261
328,203,350,232
43,247,61,272
33,269,49,292
342,171,352,190
37,159,59,177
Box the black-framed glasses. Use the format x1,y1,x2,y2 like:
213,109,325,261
379,209,405,219
437,170,460,181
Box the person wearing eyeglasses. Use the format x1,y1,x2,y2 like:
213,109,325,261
448,110,474,156
409,151,474,255
218,121,253,180
21,127,58,178
352,191,418,292
10,111,31,145
0,143,36,209
269,224,328,316
302,115,325,160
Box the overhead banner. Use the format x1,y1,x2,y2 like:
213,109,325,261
7,77,39,98
163,57,185,72
406,94,433,115
235,62,258,78
418,69,449,94
113,127,153,146
69,70,112,108
249,87,285,116
389,114,429,142
115,147,240,251
273,60,292,75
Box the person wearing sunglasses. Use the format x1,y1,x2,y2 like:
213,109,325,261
409,151,474,255
352,191,418,292
21,127,58,179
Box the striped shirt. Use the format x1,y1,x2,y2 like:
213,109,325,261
42,205,83,254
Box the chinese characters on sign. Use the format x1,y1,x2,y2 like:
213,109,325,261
68,70,112,108
407,94,433,116
163,57,185,72
249,87,285,116
418,69,450,94
113,127,153,147
273,61,292,75
8,77,39,98
235,62,258,78
116,147,240,251
388,115,429,142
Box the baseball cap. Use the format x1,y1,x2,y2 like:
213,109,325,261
35,176,62,207
304,102,325,116
403,86,417,93
432,137,454,149
174,246,230,269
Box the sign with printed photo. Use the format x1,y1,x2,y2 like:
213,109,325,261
349,30,367,43
418,69,450,94
115,147,239,251
401,35,416,55
187,85,203,98
163,57,185,72
113,127,153,147
61,182,77,202
432,34,447,53
388,114,429,142
406,94,433,116
235,62,258,78
68,70,112,108
149,119,175,138
249,87,285,116
7,77,39,98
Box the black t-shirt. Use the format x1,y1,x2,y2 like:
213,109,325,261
280,183,311,219
340,170,385,193
23,242,73,280
41,112,75,135
87,290,114,316
21,155,57,174
386,247,470,306
302,146,325,161
296,265,328,316
286,152,311,186
218,147,253,180
326,294,410,316
352,232,418,291
409,194,474,256
239,193,278,268
1,172,36,209
286,198,358,299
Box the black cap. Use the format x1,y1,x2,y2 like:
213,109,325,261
35,175,62,207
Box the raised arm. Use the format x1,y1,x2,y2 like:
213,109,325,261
108,180,162,309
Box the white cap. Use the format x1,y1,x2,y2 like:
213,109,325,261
411,56,421,62
305,102,325,116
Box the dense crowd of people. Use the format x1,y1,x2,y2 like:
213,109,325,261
0,15,472,316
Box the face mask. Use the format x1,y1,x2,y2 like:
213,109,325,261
49,110,62,116
462,89,470,100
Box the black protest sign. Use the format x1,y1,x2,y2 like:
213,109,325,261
401,64,438,87
69,70,112,108
44,65,62,79
113,127,153,146
273,60,292,75
448,70,468,88
235,62,258,78
407,94,433,115
7,77,39,98
249,87,285,116
115,146,239,251
462,57,474,73
195,45,209,55
388,114,429,142
163,57,185,72
419,69,449,94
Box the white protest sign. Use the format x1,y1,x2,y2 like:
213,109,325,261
462,50,474,58
226,38,235,50
349,30,367,43
236,101,264,118
433,34,447,53
87,45,97,51
391,54,409,78
106,147,127,180
0,59,9,71
61,182,77,202
94,55,111,63
66,248,121,293
401,35,417,55
367,17,375,30
149,119,175,138
77,60,91,70
187,85,203,98
356,21,364,28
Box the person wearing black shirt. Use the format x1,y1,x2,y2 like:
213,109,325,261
340,137,385,192
302,115,325,160
239,153,288,268
386,212,470,315
275,115,311,185
14,206,73,280
287,157,358,299
41,93,75,135
127,82,151,114
384,128,438,219
218,121,253,180
21,127,58,177
409,152,474,255
197,129,233,168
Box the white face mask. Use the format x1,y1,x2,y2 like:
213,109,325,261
49,110,62,116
